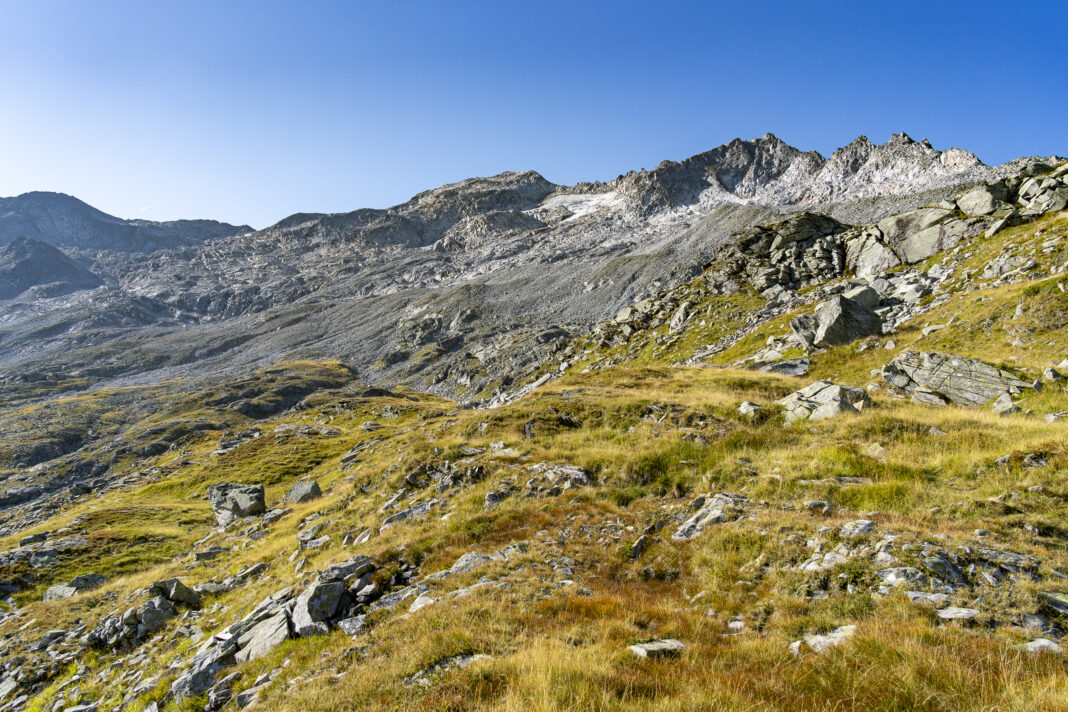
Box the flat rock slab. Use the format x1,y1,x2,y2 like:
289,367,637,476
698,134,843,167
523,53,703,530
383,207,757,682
937,607,980,621
882,351,1032,408
629,639,685,659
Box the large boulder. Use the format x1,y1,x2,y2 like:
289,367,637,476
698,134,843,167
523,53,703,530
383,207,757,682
882,351,1033,407
776,380,872,423
790,295,882,351
955,184,1011,216
206,483,266,526
875,208,981,264
150,577,202,608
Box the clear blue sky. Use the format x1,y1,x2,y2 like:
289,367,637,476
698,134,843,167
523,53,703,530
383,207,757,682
1,0,1065,229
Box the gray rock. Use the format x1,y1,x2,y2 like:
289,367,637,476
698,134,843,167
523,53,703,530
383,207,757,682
337,615,367,637
1016,638,1063,654
381,499,438,529
283,480,322,504
882,351,1033,407
150,578,201,608
936,607,980,621
290,580,346,636
876,207,976,264
754,357,810,376
1019,176,1068,215
628,639,685,659
738,401,762,416
42,573,108,601
234,611,289,663
790,295,882,350
320,555,375,583
629,534,649,560
788,625,855,655
838,520,874,539
18,532,48,547
877,567,930,588
206,483,266,526
955,185,1010,216
776,380,872,423
672,493,747,540
1039,591,1068,616
922,553,966,586
845,228,901,277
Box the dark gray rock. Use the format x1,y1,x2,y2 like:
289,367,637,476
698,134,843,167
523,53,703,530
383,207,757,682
150,578,201,608
206,483,266,526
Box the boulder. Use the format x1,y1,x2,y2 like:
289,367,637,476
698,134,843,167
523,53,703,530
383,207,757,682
42,573,108,601
283,480,322,504
790,296,882,351
876,208,976,264
776,380,872,423
290,580,346,637
149,578,201,608
206,483,266,526
882,351,1033,407
841,285,881,310
1017,638,1063,654
738,401,762,416
955,185,1010,216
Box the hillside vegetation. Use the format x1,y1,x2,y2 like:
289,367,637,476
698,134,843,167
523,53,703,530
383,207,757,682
1,165,1068,712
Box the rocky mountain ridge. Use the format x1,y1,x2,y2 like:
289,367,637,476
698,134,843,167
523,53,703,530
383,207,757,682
0,134,1059,408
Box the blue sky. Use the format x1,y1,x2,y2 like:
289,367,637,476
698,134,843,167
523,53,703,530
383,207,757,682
1,0,1065,228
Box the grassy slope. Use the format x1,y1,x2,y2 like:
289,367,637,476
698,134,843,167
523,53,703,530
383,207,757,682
2,217,1068,712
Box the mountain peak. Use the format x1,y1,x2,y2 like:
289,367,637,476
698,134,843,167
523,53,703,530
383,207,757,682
0,192,249,252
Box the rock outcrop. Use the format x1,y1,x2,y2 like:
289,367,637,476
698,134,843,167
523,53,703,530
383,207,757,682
881,351,1034,407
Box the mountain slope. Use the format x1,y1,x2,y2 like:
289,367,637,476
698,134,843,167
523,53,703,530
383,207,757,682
0,191,250,252
0,236,103,299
